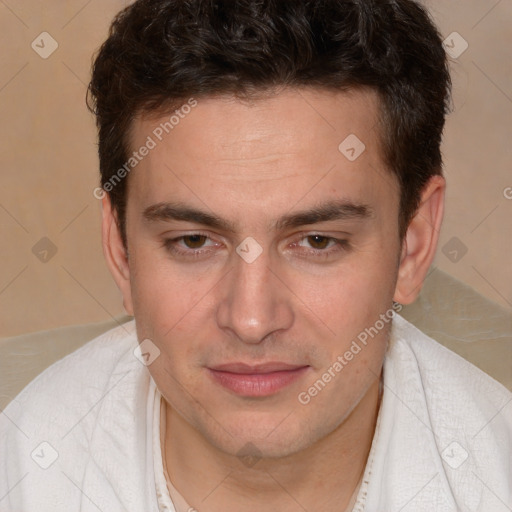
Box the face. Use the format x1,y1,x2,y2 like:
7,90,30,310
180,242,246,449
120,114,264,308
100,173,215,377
108,88,408,458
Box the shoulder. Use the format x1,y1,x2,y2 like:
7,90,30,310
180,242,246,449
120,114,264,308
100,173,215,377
3,319,141,431
0,320,153,510
391,313,512,420
365,314,512,511
385,314,512,509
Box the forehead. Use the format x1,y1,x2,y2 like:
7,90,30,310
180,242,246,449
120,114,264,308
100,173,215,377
126,87,397,223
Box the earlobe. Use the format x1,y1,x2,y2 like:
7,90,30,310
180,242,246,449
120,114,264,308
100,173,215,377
101,195,134,315
394,175,445,305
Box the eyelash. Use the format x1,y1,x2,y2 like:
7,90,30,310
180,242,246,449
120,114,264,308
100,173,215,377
161,232,351,260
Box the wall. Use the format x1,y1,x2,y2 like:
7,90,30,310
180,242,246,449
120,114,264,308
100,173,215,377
1,0,511,337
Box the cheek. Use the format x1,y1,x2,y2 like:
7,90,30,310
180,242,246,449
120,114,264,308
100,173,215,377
128,248,222,380
291,245,398,329
129,257,210,394
129,246,213,327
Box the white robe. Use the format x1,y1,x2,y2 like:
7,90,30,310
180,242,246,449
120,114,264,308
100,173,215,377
1,314,511,511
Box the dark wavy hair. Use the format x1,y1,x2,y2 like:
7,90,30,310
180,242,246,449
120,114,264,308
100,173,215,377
87,0,451,247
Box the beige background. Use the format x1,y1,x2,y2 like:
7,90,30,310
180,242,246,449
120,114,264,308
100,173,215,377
0,0,511,337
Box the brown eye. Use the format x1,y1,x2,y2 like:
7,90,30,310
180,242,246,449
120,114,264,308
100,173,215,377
183,235,208,249
306,235,331,250
162,233,221,259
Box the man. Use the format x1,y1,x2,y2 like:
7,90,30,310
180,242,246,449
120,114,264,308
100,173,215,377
1,0,511,511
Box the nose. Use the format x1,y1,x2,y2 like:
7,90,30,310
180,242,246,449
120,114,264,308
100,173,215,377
215,248,294,345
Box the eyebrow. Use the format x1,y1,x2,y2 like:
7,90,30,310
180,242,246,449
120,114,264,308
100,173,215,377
142,199,373,232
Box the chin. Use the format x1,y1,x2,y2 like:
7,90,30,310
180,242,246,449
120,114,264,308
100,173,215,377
198,410,330,461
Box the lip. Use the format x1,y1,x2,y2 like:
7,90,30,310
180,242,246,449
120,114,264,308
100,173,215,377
208,362,310,397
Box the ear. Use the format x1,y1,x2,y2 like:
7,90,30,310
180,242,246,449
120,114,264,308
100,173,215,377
101,195,134,315
394,175,445,305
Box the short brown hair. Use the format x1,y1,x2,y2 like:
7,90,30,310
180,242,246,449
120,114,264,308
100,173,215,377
87,0,451,247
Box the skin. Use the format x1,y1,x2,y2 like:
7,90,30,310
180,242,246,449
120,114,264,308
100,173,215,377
102,87,445,511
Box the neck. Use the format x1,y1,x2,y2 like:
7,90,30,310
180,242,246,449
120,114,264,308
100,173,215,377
163,374,382,512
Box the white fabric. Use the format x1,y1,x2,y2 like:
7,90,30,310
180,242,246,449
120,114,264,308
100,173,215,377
1,315,511,511
152,387,188,512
